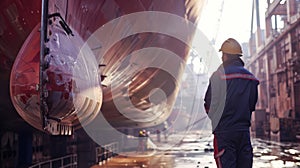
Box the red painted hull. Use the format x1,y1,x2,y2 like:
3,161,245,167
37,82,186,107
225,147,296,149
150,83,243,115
1,0,205,133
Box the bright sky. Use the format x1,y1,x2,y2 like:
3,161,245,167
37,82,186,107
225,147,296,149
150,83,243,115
197,0,268,49
189,0,268,74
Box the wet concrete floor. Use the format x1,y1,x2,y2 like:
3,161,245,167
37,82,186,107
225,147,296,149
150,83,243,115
92,131,300,168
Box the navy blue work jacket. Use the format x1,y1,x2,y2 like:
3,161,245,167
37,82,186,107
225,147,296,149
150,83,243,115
204,58,259,133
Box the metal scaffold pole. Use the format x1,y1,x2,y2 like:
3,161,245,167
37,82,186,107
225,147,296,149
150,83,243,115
40,0,49,129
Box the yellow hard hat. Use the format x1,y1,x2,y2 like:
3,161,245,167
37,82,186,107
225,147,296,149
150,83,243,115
219,38,243,56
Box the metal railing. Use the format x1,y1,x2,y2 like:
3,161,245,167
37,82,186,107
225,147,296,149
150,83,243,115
95,142,119,164
29,154,77,168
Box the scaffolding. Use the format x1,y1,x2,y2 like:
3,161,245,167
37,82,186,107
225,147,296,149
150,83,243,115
248,0,300,142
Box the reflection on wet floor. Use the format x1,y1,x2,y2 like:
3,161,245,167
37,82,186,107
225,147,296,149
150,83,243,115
92,131,300,168
252,138,300,168
91,153,175,168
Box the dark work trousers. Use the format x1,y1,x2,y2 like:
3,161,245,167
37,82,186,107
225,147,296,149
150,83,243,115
213,131,253,168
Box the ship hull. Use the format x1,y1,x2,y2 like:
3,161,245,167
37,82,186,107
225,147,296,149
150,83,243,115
1,0,205,132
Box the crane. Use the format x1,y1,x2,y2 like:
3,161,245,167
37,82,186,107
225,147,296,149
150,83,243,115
211,0,225,45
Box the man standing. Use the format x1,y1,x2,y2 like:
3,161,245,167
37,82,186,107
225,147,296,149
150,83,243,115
204,38,259,168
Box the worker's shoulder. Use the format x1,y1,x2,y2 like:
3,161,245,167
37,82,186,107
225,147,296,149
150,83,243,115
224,65,252,75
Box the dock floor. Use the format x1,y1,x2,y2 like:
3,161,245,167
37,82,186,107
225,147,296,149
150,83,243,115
91,131,300,168
91,151,175,168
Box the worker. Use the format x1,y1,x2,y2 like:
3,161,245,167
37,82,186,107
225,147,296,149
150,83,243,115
204,38,259,168
137,129,147,153
156,129,161,142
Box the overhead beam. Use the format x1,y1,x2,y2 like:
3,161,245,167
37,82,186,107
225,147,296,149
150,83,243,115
265,0,282,18
272,4,287,15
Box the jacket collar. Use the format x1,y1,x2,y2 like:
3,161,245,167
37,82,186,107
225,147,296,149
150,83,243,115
222,57,244,68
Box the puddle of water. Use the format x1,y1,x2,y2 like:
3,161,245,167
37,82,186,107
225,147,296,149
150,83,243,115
150,131,300,168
